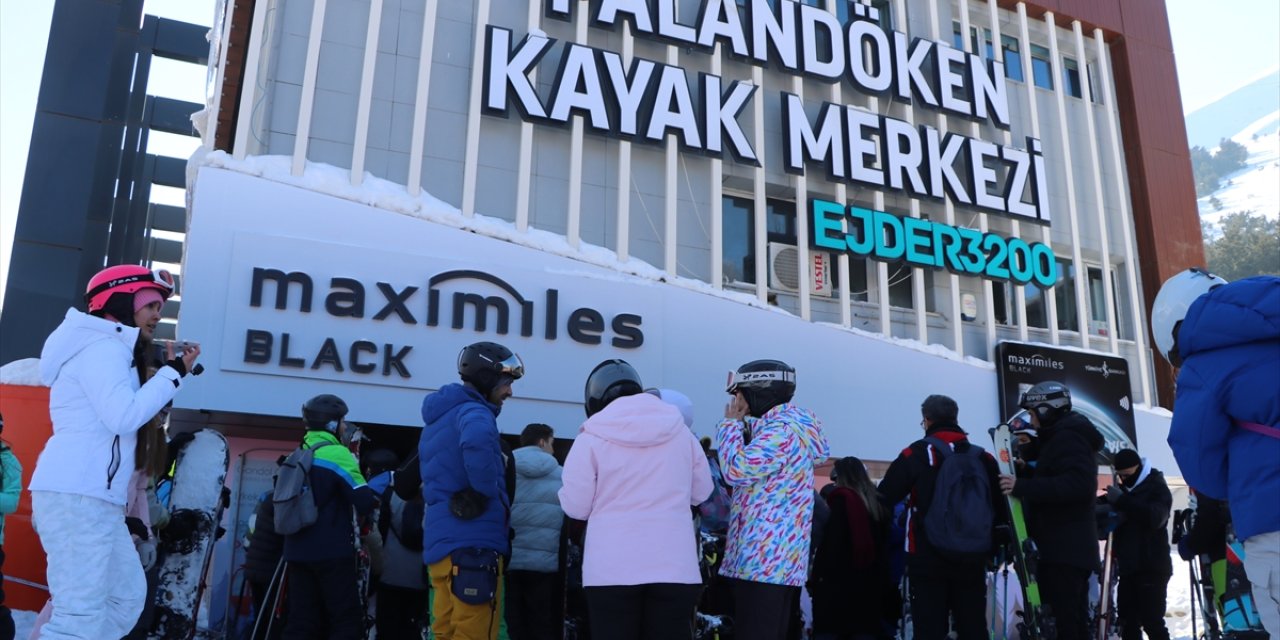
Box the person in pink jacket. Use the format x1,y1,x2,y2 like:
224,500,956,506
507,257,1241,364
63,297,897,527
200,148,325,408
558,359,713,640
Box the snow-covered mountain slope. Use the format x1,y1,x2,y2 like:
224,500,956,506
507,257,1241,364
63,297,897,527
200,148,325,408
1196,111,1280,228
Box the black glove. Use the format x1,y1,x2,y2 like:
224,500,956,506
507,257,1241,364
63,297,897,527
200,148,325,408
125,516,150,540
1105,484,1124,504
165,357,188,377
449,488,489,520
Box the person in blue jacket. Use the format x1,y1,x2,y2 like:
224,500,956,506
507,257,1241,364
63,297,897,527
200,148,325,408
1152,269,1280,636
420,341,525,640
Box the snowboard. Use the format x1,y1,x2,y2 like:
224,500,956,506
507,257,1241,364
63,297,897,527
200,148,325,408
148,429,230,640
991,423,1054,639
1220,532,1268,638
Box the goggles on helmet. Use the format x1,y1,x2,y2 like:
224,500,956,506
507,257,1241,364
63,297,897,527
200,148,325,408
725,368,796,394
495,353,525,380
86,268,177,303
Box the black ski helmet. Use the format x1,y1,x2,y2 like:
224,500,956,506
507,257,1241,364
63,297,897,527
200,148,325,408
302,394,349,432
1019,381,1072,426
363,448,400,476
457,341,524,396
727,359,796,418
584,359,643,417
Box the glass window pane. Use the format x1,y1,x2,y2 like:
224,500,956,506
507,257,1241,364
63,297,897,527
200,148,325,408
1031,44,1054,90
721,196,755,284
1055,260,1078,332
870,0,892,31
1063,57,1082,98
766,199,796,241
1002,36,1024,82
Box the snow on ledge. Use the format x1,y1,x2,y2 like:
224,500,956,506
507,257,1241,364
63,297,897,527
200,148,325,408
194,149,1003,369
0,358,44,387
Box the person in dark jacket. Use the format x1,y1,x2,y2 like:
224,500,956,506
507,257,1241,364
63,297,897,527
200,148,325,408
878,395,1002,640
1103,449,1172,640
812,457,896,640
421,342,524,640
281,394,378,640
999,382,1104,640
245,460,286,640
376,452,430,640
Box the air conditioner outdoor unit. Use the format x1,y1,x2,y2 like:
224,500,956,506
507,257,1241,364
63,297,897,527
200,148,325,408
768,242,833,296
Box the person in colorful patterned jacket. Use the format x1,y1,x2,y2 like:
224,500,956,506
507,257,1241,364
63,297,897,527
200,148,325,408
715,359,829,640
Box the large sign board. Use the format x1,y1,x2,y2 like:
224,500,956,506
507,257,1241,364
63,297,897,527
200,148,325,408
483,0,1053,225
995,341,1137,461
178,167,1009,455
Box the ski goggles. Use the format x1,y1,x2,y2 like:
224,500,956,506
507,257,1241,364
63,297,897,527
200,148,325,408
495,353,525,381
725,369,796,393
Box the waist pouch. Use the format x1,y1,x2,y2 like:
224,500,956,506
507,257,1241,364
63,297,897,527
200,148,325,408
451,547,500,605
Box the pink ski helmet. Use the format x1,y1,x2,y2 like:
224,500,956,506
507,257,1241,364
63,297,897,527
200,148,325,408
85,265,177,313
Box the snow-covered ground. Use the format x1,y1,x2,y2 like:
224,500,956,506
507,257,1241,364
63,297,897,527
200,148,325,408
1197,110,1280,228
8,551,1210,639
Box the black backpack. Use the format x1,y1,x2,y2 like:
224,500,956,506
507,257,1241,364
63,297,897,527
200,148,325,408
379,486,425,552
922,437,994,560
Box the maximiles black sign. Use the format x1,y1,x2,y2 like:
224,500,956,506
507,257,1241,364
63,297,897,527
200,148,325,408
240,266,644,380
995,341,1136,461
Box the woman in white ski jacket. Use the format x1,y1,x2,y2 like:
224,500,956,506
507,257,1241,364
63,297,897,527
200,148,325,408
29,265,199,640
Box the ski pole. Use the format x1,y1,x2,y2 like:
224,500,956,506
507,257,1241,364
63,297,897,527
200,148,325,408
1189,559,1198,640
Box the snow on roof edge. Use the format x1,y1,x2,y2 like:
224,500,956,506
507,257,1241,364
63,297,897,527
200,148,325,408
0,358,45,387
193,149,1049,370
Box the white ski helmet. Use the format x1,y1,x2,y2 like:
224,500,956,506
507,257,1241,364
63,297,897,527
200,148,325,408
1151,268,1227,366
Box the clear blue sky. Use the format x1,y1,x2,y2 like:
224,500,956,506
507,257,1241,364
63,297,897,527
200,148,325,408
1,0,1278,307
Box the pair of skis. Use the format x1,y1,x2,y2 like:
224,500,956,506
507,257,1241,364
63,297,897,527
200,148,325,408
990,423,1056,640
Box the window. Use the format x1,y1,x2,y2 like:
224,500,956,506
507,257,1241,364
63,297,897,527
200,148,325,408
1063,57,1083,99
1086,266,1121,335
834,0,892,28
993,282,1011,325
1024,258,1073,330
1001,35,1024,82
950,23,993,57
884,264,936,311
721,195,798,285
1031,44,1053,90
1086,63,1100,103
722,196,754,284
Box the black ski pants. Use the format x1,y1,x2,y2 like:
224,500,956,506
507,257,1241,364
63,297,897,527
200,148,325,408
1038,562,1091,640
282,556,365,640
1117,571,1171,640
584,582,702,640
906,556,989,640
375,583,429,640
731,579,800,640
505,569,563,640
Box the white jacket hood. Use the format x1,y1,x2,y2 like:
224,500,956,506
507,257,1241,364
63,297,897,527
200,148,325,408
40,309,141,385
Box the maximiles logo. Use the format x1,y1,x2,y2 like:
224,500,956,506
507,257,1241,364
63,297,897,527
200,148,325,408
240,266,644,380
1005,353,1065,371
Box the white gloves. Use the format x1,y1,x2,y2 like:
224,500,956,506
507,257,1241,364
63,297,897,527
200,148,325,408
136,538,158,570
